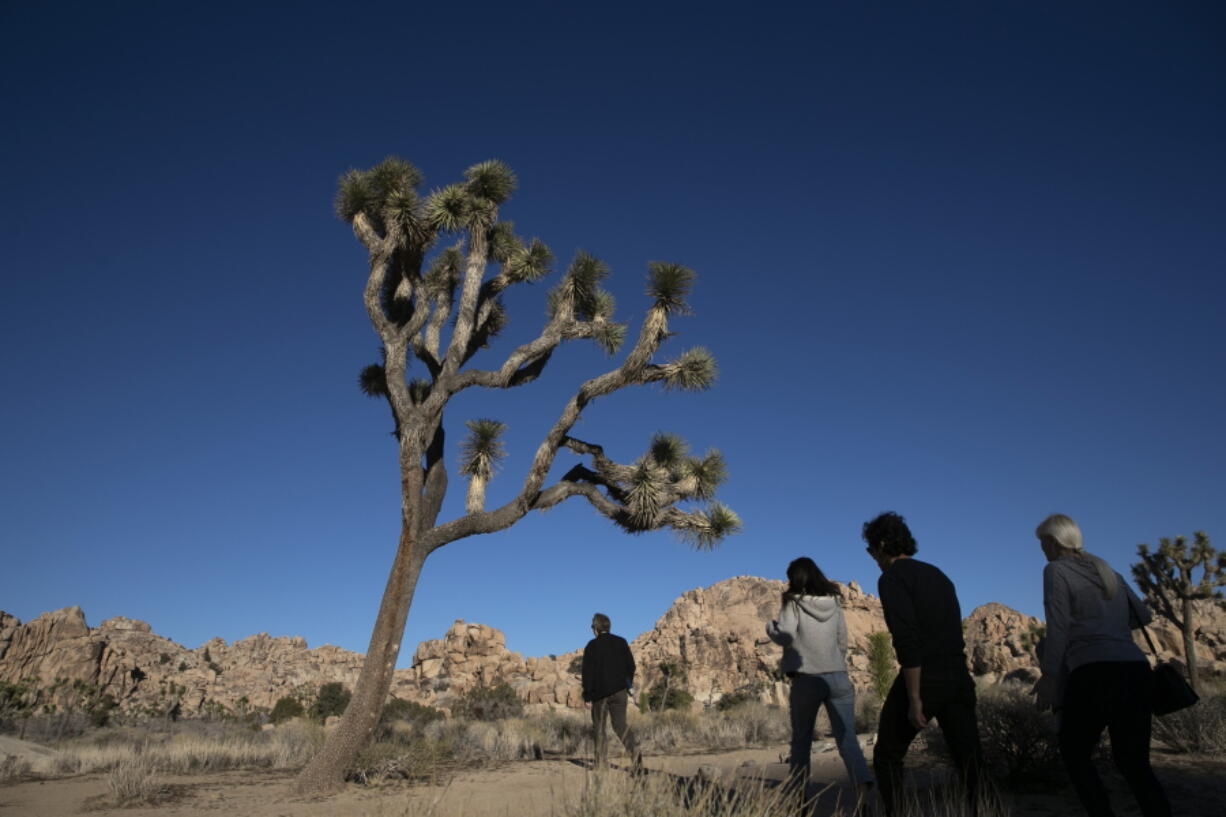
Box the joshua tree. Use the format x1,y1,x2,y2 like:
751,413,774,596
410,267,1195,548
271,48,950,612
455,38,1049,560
295,157,739,793
1132,531,1223,693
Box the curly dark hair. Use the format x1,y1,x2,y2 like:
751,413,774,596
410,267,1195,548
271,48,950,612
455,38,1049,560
862,511,918,557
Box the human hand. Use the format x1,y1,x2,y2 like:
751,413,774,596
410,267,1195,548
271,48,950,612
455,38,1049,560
907,697,928,729
1032,675,1055,712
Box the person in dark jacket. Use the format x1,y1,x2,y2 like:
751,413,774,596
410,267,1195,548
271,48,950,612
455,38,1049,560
862,511,986,817
582,612,641,768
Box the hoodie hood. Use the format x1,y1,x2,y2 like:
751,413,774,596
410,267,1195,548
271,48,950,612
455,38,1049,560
792,594,839,622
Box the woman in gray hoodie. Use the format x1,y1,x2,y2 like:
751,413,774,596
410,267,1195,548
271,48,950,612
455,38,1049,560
1034,513,1169,817
767,557,873,805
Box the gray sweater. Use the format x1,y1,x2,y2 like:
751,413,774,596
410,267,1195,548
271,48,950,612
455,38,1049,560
1041,555,1150,699
766,595,849,675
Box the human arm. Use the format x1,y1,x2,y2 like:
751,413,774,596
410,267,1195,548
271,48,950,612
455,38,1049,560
581,642,594,702
766,601,797,645
837,606,848,656
1036,563,1070,710
878,571,923,670
903,666,927,728
879,571,928,727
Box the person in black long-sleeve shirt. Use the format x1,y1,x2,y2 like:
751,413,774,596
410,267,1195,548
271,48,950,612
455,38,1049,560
863,511,986,817
581,612,641,768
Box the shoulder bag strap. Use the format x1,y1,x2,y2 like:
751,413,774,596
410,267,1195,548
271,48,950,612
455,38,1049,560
1126,588,1160,656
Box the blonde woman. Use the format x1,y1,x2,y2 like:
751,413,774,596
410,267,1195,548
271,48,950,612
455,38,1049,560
1034,513,1169,817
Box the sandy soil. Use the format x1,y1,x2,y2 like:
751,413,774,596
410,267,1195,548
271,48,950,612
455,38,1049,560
2,743,1222,817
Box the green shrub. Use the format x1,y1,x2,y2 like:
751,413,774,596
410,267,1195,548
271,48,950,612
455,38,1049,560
451,682,524,722
641,662,693,712
715,684,762,711
270,696,304,724
382,696,446,726
867,631,897,702
309,682,352,722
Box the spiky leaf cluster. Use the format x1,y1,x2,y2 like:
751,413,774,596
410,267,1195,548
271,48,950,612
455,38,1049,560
505,238,553,283
678,503,742,550
646,262,695,314
659,347,718,391
464,160,517,205
336,157,427,242
460,419,507,479
1133,532,1224,614
425,184,473,233
358,364,387,398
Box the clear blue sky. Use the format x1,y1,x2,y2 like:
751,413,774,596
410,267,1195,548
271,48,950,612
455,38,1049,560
2,2,1223,666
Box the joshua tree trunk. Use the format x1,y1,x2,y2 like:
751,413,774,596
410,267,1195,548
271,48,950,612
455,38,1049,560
296,520,425,793
1181,595,1199,693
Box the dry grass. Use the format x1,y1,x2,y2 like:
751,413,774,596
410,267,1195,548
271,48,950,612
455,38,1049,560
104,758,167,807
33,719,325,777
1,753,32,782
566,768,1010,817
1152,690,1226,756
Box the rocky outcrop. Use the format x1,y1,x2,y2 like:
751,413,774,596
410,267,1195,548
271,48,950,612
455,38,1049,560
963,602,1044,681
3,578,1222,719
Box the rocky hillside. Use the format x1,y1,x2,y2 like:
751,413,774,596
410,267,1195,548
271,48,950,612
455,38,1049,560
3,576,1222,718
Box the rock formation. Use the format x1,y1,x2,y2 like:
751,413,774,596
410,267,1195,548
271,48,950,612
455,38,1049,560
2,577,1222,719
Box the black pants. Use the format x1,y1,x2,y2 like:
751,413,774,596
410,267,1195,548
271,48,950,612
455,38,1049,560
1059,661,1170,817
873,671,985,817
591,689,639,766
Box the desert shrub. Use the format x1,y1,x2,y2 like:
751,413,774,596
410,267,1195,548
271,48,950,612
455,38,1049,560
524,709,589,755
641,662,693,713
855,690,882,734
347,736,454,784
106,758,167,806
309,682,351,722
715,683,763,711
451,682,524,722
381,697,445,728
0,754,31,782
568,655,584,676
926,682,1061,787
1151,691,1226,755
868,631,897,701
269,696,304,724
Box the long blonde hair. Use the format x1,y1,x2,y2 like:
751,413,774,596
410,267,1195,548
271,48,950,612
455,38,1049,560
1036,513,1119,600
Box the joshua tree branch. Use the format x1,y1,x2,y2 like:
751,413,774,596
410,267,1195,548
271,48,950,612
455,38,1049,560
442,227,491,378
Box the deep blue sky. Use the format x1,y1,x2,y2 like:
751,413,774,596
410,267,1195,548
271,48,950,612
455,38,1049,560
2,2,1223,666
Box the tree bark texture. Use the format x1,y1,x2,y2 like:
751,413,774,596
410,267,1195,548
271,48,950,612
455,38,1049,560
294,520,425,794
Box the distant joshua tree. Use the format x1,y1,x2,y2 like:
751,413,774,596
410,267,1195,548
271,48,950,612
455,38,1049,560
1132,531,1224,694
295,158,739,793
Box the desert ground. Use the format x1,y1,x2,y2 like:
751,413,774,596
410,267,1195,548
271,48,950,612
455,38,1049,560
3,732,1224,817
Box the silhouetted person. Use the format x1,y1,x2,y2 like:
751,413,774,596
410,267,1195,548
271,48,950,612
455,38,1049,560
1033,513,1170,817
582,612,641,769
766,557,873,810
862,511,986,817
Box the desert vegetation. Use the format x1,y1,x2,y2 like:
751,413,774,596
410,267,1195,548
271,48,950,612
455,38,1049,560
3,674,1226,814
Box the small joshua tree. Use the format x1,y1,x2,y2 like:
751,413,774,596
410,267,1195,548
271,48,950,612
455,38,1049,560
1132,531,1224,693
294,157,739,793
